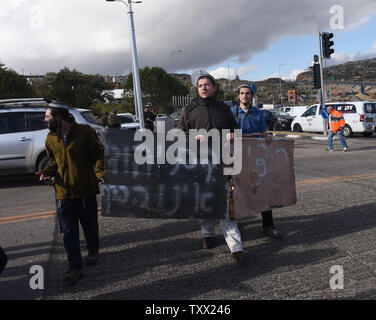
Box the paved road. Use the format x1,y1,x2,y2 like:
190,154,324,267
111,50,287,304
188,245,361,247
0,175,55,299
1,134,376,300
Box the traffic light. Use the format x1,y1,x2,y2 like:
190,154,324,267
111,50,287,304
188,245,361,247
309,63,321,89
322,32,334,59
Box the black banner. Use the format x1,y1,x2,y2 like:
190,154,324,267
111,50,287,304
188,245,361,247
101,129,227,219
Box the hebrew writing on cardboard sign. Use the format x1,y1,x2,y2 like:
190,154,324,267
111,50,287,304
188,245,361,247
231,136,297,219
101,129,228,219
101,129,296,220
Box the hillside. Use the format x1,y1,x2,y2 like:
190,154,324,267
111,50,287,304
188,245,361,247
175,58,376,106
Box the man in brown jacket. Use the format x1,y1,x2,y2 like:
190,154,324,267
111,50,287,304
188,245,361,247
36,101,104,286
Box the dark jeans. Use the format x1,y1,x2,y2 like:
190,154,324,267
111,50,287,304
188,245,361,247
0,246,8,274
261,210,274,228
56,196,99,270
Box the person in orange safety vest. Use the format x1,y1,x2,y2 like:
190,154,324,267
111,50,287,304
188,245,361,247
326,105,348,152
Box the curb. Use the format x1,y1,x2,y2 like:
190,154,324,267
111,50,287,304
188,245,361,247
272,131,332,141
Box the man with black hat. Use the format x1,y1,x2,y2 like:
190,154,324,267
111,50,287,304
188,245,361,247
178,72,245,263
35,101,104,286
144,104,156,132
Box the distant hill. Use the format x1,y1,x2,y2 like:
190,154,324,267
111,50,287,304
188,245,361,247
174,58,376,106
297,58,376,83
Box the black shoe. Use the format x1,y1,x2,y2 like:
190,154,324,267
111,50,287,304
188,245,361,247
263,226,284,239
62,269,83,287
85,251,99,266
0,247,8,274
202,237,215,249
232,251,246,264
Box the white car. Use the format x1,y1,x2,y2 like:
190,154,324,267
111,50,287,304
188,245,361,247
117,112,140,131
0,98,105,177
291,101,375,137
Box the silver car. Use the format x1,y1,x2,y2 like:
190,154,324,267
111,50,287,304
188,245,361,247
117,112,140,131
0,98,105,176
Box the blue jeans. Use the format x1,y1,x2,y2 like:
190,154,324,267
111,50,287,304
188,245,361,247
328,130,348,150
56,196,99,270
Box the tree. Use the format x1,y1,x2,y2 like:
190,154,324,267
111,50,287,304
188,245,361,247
0,63,32,99
33,67,114,109
124,66,188,114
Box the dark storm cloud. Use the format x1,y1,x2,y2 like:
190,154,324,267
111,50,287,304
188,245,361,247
1,0,376,75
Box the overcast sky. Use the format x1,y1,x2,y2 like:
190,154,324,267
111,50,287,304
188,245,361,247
1,0,376,80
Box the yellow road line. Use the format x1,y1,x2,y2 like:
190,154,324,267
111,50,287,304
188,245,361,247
1,173,376,225
0,214,56,225
0,210,55,222
0,207,102,225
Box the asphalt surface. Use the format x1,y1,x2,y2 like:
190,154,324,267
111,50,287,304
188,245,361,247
1,132,376,300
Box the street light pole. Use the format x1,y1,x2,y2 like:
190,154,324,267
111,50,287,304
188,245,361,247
279,64,285,106
170,49,182,75
227,59,238,95
106,0,144,129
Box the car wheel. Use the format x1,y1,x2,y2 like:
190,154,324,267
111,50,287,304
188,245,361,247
272,122,278,131
37,154,49,172
293,124,303,132
342,125,353,138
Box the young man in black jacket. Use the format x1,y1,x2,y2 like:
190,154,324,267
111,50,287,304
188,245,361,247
178,73,245,263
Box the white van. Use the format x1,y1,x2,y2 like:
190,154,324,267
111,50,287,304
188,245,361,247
291,101,375,137
283,106,309,118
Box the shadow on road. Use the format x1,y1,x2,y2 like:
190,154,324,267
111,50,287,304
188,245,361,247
0,241,53,300
41,202,376,299
0,174,42,189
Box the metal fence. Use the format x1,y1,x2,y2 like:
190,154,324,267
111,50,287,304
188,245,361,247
172,95,193,111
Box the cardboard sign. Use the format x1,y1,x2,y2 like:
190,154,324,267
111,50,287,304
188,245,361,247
232,137,296,219
101,129,228,219
101,131,296,220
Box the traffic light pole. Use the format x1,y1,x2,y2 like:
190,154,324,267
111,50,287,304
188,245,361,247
318,31,327,136
318,31,325,108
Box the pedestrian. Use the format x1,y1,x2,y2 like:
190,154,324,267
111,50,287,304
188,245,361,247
0,246,8,274
107,109,121,129
326,105,348,152
100,111,109,128
35,101,104,287
232,84,283,239
321,105,329,136
178,73,245,263
144,104,156,132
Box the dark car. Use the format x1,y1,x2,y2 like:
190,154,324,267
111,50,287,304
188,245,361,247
261,109,294,131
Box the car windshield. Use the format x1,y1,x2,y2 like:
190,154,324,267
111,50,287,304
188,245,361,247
118,115,136,123
269,110,290,116
80,111,99,125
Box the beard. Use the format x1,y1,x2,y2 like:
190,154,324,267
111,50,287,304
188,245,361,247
47,119,59,132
